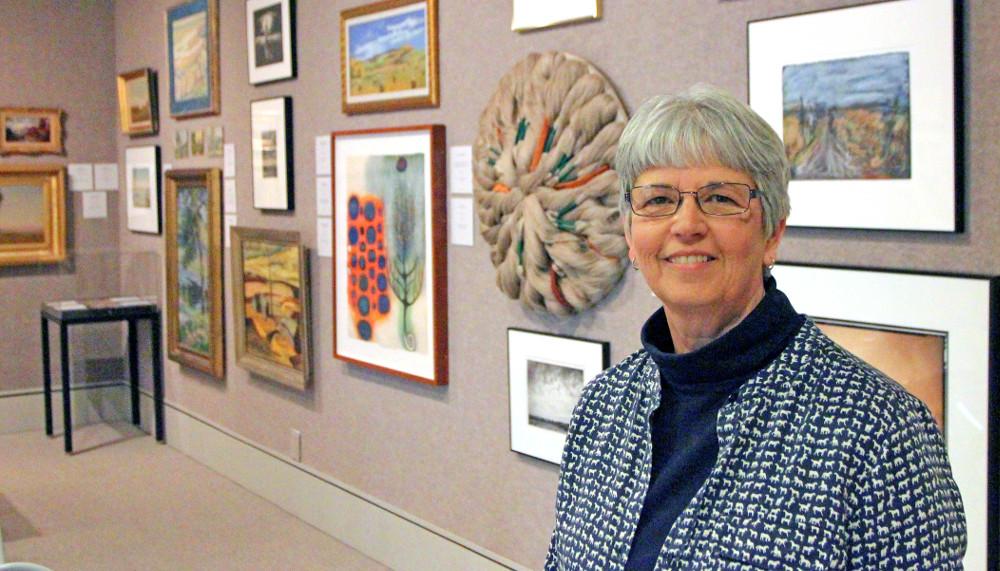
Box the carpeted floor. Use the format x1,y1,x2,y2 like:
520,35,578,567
0,423,389,570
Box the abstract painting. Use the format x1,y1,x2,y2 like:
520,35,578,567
0,164,66,266
231,227,311,389
165,168,223,378
332,125,447,384
340,0,438,114
508,328,609,464
783,52,910,180
0,108,63,155
125,145,162,234
246,0,296,84
117,68,159,136
167,0,220,118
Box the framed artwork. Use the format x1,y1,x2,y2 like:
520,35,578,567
0,108,63,155
511,0,601,31
246,0,296,84
773,263,998,569
250,97,293,210
231,227,311,390
166,0,220,119
339,0,439,114
206,126,224,158
125,145,162,234
0,164,66,267
165,168,224,379
116,68,159,136
331,125,448,385
508,328,609,464
748,0,961,232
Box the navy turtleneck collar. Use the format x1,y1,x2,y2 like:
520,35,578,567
640,276,804,392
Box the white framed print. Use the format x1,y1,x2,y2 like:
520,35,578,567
246,0,296,84
773,263,998,569
748,0,962,232
250,96,293,210
125,145,162,234
508,328,609,464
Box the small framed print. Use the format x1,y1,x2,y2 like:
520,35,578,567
116,68,159,136
125,145,162,234
250,97,293,210
507,328,609,464
0,164,66,266
773,263,998,568
0,108,63,155
748,0,962,231
246,0,296,84
332,124,448,385
340,0,439,114
167,0,220,119
511,0,601,32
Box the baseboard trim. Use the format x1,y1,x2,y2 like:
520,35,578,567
0,383,129,434
137,390,527,571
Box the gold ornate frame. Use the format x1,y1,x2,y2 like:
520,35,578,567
0,164,66,267
116,68,159,136
0,108,63,155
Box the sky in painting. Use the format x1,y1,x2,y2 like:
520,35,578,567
0,185,44,234
348,7,426,61
783,51,910,109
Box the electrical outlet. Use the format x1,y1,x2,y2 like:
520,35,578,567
289,428,302,462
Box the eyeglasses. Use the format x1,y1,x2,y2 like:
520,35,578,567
626,182,760,217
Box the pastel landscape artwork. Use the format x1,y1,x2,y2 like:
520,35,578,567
0,184,45,245
172,11,209,103
783,52,911,180
132,167,151,208
176,185,211,355
345,153,427,354
348,6,428,97
241,239,304,370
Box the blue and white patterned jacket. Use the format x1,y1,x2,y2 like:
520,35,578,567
545,320,966,570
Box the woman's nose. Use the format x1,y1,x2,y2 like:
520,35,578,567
670,194,708,236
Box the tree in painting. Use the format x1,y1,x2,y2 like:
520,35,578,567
176,186,210,354
388,156,424,351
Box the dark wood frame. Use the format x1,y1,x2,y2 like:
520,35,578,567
0,108,63,155
230,226,311,390
164,168,224,378
250,96,294,210
331,124,447,385
339,0,439,114
166,0,220,119
116,68,159,136
245,0,297,85
0,164,66,266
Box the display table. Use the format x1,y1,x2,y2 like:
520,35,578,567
40,297,164,453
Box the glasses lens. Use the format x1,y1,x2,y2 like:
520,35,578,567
697,183,751,216
630,186,680,217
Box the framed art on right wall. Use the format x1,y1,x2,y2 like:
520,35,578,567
773,263,998,569
748,0,962,232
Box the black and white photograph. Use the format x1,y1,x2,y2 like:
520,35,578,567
250,96,292,209
246,0,296,84
526,359,585,432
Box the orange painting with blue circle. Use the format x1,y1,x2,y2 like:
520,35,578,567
347,194,391,341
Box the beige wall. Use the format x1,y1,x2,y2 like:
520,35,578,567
0,0,993,567
0,0,120,392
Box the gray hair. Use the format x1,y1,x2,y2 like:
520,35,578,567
615,84,790,238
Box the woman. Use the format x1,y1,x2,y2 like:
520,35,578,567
545,86,966,570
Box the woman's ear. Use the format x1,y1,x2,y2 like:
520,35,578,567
764,218,787,263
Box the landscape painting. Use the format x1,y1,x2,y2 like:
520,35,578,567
0,183,46,247
0,108,62,155
131,167,151,208
126,145,161,234
176,184,212,356
117,68,158,135
816,320,945,431
340,0,439,113
231,227,311,389
167,0,219,117
526,359,585,432
782,51,910,180
0,165,65,266
5,116,51,144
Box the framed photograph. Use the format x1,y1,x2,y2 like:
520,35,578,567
511,0,601,32
246,0,296,84
332,125,447,385
0,164,66,267
507,328,609,464
231,227,311,390
748,0,961,232
125,145,162,234
0,108,63,155
116,68,159,136
339,0,439,114
167,0,220,119
165,168,224,379
250,97,293,210
772,263,998,569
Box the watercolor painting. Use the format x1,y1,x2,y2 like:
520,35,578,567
782,52,910,180
347,6,427,97
175,184,212,356
131,167,151,209
526,359,585,432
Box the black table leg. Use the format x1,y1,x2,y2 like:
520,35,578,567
41,316,53,436
59,322,72,453
127,318,141,426
151,314,165,443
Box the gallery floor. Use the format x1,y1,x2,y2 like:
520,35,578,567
0,423,389,570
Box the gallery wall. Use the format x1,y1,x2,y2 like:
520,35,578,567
0,0,121,393
0,0,980,568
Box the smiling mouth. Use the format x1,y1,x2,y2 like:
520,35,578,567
667,255,715,264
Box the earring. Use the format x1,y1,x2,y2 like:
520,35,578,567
765,259,776,271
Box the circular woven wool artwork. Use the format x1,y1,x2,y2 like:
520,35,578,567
473,51,629,316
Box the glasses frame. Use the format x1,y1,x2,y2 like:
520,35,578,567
626,182,760,218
